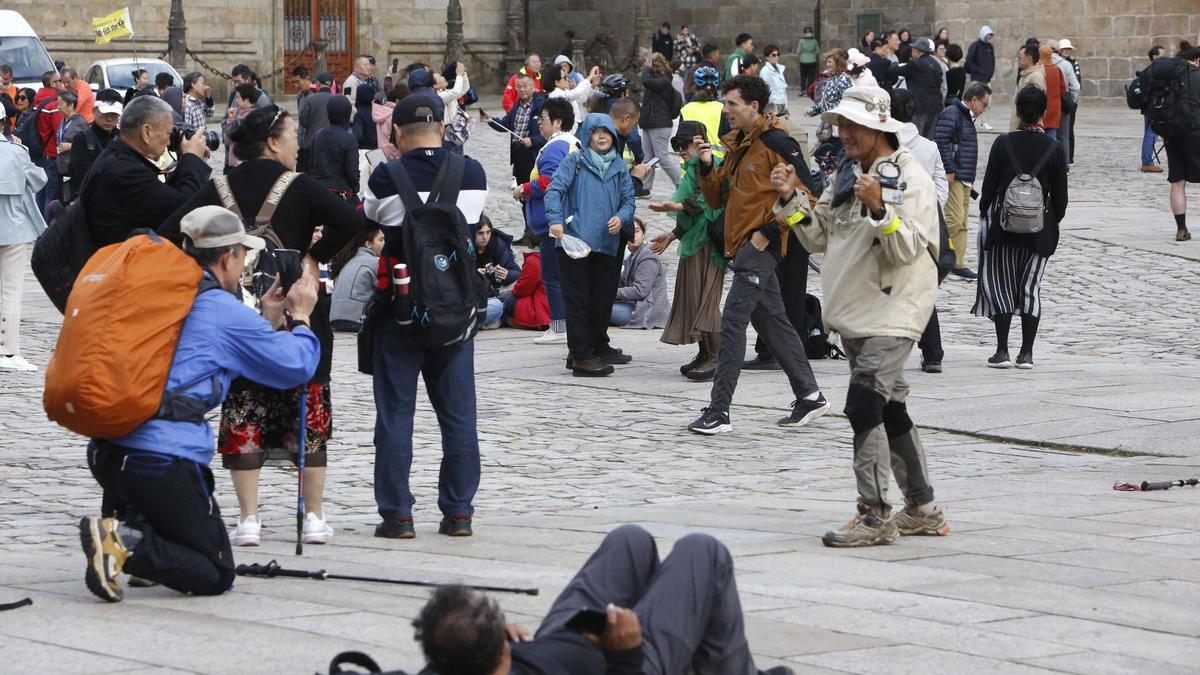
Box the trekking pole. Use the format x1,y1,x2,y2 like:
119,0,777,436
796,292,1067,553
235,560,539,596
1113,478,1198,491
296,388,307,556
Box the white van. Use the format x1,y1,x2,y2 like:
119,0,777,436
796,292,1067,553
0,10,56,90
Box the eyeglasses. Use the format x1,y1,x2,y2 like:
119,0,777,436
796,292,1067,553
16,95,26,101
767,53,780,57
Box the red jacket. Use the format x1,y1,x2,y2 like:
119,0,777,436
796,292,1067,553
510,251,549,329
501,67,544,112
1041,61,1064,130
34,86,61,158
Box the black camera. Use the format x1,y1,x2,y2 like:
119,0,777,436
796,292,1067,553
169,125,220,154
479,263,502,297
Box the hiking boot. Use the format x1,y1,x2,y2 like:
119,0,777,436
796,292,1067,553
742,354,781,370
777,394,831,427
80,516,129,602
950,267,978,281
889,505,950,537
1015,352,1034,370
302,512,334,544
1176,229,1192,242
822,508,898,548
1141,163,1163,173
572,357,614,377
439,515,473,537
921,356,943,373
534,329,568,345
987,351,1012,369
375,517,415,539
688,407,731,435
597,346,632,364
685,362,716,381
231,514,262,546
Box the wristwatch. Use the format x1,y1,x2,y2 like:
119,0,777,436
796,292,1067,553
288,318,310,330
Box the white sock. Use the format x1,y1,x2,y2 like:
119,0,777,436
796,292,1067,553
803,390,820,402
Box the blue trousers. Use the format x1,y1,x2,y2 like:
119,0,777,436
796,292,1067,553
539,236,565,322
610,302,634,326
1142,115,1158,166
372,322,480,520
36,157,60,216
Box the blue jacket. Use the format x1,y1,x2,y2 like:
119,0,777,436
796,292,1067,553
933,100,979,184
490,92,547,164
522,132,580,236
115,283,320,465
544,114,636,258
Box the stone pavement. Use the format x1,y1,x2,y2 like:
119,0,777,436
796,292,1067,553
1,96,1199,674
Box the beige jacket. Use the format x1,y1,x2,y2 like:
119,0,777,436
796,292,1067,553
1009,64,1047,130
776,146,939,341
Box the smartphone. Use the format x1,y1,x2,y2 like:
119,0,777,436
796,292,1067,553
343,86,353,96
392,58,399,71
365,149,387,169
644,157,661,168
564,608,608,634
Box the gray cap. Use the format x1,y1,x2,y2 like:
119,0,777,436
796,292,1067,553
180,205,266,251
912,38,936,54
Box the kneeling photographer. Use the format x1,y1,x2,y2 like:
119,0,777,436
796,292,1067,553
82,96,213,247
474,215,522,328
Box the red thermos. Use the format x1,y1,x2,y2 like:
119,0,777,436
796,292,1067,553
392,263,410,296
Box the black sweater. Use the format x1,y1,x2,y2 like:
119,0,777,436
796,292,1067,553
979,131,1069,258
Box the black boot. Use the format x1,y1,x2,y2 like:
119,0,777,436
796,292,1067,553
686,332,719,382
680,338,708,375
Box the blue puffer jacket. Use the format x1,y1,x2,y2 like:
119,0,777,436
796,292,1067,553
933,100,979,184
544,113,636,258
521,132,580,237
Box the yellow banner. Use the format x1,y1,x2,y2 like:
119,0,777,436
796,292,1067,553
92,8,134,44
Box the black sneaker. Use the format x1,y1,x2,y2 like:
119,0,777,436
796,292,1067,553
688,407,731,435
743,355,781,370
439,515,473,537
921,356,942,373
374,517,415,539
950,267,978,281
597,346,632,364
987,351,1012,369
1015,352,1034,370
777,394,831,427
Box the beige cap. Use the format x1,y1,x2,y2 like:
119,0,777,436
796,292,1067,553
180,205,266,251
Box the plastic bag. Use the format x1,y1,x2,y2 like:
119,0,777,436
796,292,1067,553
560,234,591,259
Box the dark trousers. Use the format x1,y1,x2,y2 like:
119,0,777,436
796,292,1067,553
711,242,819,412
755,237,809,359
36,157,60,216
373,322,480,520
918,268,949,362
536,525,759,675
800,63,818,92
540,236,565,321
512,147,537,228
88,442,235,596
558,249,621,360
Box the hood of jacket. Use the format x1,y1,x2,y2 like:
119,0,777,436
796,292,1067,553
327,95,352,127
575,113,623,177
978,26,993,42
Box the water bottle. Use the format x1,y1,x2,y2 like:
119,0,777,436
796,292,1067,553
392,263,413,325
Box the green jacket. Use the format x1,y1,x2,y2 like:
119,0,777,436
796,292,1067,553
723,48,748,79
797,33,820,64
670,156,727,268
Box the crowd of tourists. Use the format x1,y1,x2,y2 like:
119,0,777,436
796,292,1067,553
2,17,1199,675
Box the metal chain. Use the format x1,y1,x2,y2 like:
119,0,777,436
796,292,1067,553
184,41,315,82
461,42,508,79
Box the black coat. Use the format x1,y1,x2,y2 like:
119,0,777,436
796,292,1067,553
979,131,1068,258
891,55,944,114
82,137,212,247
65,123,118,202
965,39,995,83
869,53,896,91
652,31,674,61
311,125,360,193
639,72,677,129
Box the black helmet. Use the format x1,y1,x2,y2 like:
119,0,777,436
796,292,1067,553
600,73,629,97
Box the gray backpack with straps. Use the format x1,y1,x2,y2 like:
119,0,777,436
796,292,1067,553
999,136,1058,235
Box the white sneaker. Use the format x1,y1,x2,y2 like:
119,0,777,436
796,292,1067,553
302,512,333,544
231,515,262,546
0,355,37,372
533,329,567,345
980,121,994,131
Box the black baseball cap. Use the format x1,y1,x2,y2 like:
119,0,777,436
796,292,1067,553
391,92,445,126
672,120,707,147
316,71,334,84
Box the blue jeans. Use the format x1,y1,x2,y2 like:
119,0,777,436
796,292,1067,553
372,322,480,520
1045,128,1058,141
1142,115,1158,166
36,157,60,216
610,302,634,327
539,236,565,323
483,297,504,328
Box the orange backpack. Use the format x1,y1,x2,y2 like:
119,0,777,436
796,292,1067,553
44,232,209,439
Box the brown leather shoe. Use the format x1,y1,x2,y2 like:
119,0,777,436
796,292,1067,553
1141,164,1164,173
1177,229,1192,242
571,357,614,377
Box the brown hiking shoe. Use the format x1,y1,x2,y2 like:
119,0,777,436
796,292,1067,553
80,516,130,602
822,506,898,548
890,505,950,536
1176,229,1192,242
1140,164,1163,173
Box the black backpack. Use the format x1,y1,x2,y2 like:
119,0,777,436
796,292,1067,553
801,294,843,360
325,650,414,674
1126,73,1148,110
14,98,53,159
214,171,304,297
1143,57,1200,137
384,153,487,347
31,159,100,312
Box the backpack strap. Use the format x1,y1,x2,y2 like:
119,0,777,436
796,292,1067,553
430,152,465,206
1001,134,1025,174
1028,139,1059,180
212,175,241,215
759,128,822,197
385,159,426,214
255,171,300,227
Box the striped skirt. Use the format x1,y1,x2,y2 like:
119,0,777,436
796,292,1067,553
971,238,1048,319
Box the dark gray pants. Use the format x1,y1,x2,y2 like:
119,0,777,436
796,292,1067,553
710,242,819,413
538,525,760,675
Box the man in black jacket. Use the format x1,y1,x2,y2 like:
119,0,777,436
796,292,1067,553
868,38,898,92
652,22,674,61
891,38,944,138
412,525,794,675
964,26,996,85
81,96,212,247
65,90,122,203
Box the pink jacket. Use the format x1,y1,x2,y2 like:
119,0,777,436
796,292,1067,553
371,101,399,160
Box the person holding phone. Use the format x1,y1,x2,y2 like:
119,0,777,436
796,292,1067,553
408,524,796,675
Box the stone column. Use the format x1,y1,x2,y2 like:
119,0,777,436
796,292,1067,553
167,0,187,70
445,0,464,65
633,0,652,62
505,0,525,76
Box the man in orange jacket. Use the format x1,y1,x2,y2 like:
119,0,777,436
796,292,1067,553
502,54,544,112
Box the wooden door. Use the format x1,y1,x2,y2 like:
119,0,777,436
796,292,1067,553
284,0,355,92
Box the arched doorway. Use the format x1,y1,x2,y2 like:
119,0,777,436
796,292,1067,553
284,0,355,90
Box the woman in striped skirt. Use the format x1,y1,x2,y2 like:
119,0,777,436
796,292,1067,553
972,86,1068,369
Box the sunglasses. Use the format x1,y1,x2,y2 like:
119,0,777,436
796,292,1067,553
767,52,780,57
16,95,27,101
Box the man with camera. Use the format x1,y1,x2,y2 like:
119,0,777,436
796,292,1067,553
770,85,948,547
81,96,212,247
409,525,794,675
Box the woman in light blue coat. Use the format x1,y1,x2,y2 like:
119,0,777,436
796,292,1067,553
0,135,48,371
544,113,636,377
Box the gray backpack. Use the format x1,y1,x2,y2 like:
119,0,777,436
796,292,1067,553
999,136,1058,234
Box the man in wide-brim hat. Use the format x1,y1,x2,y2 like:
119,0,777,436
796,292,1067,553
770,85,951,547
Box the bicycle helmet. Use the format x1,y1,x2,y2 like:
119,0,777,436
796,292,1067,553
600,73,629,97
692,66,720,90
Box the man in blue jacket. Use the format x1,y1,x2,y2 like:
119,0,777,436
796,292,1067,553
80,206,322,603
934,82,991,280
